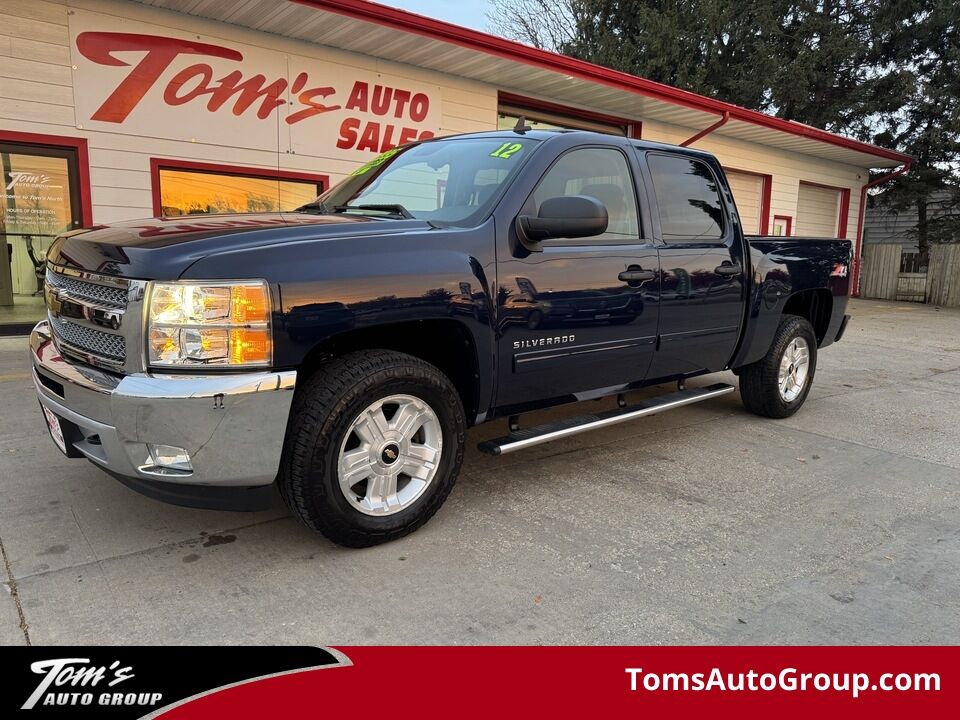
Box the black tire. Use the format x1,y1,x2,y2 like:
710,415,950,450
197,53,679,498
279,350,466,547
738,315,818,419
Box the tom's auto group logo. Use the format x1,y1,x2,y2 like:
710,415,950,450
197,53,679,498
5,172,61,191
6,647,345,719
22,658,161,710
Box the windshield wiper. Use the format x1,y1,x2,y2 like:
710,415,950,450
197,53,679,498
293,199,329,214
333,203,414,219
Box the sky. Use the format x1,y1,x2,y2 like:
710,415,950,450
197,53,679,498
379,0,493,32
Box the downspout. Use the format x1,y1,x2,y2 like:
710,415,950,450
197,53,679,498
851,160,913,296
680,111,730,147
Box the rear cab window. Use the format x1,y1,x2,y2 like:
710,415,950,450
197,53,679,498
647,154,726,243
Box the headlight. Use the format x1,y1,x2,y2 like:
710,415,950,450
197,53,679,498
146,280,272,368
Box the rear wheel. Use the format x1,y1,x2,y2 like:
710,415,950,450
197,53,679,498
739,315,817,418
279,350,465,547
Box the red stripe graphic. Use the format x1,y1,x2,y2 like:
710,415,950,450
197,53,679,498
154,646,957,719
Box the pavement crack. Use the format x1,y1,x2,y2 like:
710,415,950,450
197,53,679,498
0,531,31,645
72,506,106,577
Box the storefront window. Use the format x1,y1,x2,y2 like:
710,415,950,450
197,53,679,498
1,145,81,332
157,167,322,217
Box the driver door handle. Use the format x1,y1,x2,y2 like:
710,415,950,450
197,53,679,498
618,267,656,284
714,261,742,276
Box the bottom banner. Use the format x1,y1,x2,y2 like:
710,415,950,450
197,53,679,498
5,646,955,718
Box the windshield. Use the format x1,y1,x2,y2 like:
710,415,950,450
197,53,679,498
311,137,539,226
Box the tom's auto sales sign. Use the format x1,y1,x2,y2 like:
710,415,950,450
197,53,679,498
67,9,440,159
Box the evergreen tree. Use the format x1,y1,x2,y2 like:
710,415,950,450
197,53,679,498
561,1,780,112
868,0,959,256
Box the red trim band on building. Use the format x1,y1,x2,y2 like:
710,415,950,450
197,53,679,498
838,188,851,239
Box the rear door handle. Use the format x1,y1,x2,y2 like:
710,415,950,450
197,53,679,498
714,261,742,276
618,267,656,284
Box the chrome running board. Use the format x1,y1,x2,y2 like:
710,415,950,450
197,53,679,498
477,383,736,456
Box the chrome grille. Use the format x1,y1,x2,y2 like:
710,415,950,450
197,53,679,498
45,269,128,308
44,265,144,372
49,314,126,363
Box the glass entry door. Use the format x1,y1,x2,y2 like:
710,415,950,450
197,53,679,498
1,142,83,330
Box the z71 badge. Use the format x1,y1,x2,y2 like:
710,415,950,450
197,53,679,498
513,335,576,350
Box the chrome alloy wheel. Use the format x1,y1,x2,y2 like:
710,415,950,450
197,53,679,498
337,394,443,516
778,337,810,402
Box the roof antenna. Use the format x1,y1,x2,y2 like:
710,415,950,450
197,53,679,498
513,115,533,134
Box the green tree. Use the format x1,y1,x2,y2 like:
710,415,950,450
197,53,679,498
767,1,903,137
868,0,960,256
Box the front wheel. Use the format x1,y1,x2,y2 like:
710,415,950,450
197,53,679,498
279,350,466,547
738,315,817,418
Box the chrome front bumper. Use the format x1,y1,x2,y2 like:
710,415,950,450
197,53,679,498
31,321,296,499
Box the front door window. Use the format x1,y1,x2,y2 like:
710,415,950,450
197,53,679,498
0,143,83,331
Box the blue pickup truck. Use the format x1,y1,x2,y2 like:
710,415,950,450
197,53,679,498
31,127,852,546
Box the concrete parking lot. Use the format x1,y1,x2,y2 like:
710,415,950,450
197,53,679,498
1,298,958,645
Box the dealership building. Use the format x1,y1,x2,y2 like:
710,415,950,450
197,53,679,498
0,0,911,331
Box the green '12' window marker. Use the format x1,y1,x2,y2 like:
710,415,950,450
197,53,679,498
490,142,523,159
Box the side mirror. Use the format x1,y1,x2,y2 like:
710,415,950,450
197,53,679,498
517,195,608,249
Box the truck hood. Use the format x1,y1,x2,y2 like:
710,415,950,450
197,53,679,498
47,212,433,280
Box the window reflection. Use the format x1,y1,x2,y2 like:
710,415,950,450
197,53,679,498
532,148,640,242
648,155,725,242
158,168,321,217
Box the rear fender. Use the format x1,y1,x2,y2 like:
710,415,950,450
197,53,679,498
731,239,851,368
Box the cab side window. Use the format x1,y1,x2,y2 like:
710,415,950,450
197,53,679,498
532,147,640,243
647,154,725,243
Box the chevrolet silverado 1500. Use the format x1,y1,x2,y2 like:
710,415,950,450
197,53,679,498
32,128,852,546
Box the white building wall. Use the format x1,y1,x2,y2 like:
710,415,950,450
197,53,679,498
724,170,764,233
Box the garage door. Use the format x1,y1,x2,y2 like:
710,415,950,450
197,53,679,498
796,182,841,237
725,170,764,233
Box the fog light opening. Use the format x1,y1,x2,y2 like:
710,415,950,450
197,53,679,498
147,444,193,473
